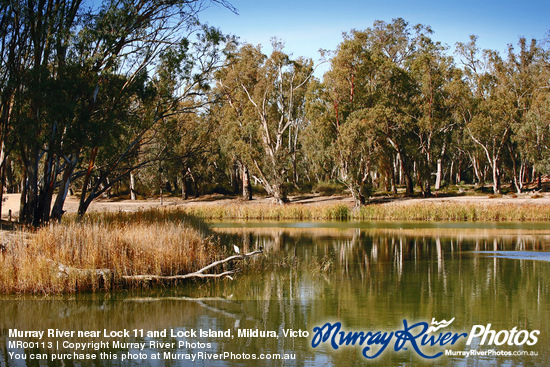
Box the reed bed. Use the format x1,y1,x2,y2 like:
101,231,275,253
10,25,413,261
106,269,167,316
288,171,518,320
179,202,550,222
180,203,353,221
357,202,550,221
0,211,223,294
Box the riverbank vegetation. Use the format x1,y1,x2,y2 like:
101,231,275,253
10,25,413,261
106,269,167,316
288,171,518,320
1,200,548,294
179,201,550,222
1,2,550,227
0,211,231,294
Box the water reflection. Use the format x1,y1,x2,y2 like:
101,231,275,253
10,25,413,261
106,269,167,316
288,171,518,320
1,223,549,366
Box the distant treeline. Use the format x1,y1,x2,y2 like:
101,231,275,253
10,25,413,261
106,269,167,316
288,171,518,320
1,1,549,226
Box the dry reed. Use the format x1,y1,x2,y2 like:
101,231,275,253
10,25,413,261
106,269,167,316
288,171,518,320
178,202,550,222
0,211,223,294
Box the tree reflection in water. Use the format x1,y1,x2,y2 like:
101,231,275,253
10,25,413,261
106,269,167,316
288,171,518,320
1,224,549,366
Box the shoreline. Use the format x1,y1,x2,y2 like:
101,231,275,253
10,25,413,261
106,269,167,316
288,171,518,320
3,192,550,223
3,192,550,220
1,194,549,294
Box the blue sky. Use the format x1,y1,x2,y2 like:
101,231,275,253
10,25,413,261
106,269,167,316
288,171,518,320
201,0,550,75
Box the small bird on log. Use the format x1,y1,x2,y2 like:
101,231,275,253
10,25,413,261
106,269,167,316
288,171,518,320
233,245,240,254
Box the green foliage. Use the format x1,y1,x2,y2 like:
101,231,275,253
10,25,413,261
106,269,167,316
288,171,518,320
215,42,314,203
2,7,550,219
313,182,346,196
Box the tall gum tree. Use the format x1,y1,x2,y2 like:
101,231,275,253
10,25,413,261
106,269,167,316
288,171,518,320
75,25,235,217
504,38,547,192
309,19,420,202
456,36,545,194
455,36,506,194
216,42,313,204
407,27,456,196
5,0,234,225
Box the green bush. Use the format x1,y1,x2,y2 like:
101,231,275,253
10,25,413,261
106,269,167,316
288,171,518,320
251,185,267,196
314,182,346,196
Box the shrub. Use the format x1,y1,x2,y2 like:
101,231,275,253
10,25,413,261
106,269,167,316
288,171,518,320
314,182,346,196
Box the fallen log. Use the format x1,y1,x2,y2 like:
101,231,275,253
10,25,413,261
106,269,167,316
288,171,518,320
122,249,263,282
46,259,113,290
47,259,113,281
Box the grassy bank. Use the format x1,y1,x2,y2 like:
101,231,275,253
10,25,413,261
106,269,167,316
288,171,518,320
179,202,550,222
0,211,225,294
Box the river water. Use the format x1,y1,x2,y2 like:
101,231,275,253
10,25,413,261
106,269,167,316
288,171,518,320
1,221,549,366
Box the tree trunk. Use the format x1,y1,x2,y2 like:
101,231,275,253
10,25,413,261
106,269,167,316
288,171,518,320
20,148,40,225
519,162,526,190
455,162,461,185
188,169,199,198
271,183,288,205
507,144,521,194
242,165,252,201
51,156,78,222
78,147,98,217
19,166,27,222
435,158,443,190
470,154,483,186
350,187,363,208
78,194,95,218
403,172,414,196
181,171,189,200
491,160,500,194
292,151,298,187
0,141,5,217
416,169,427,198
37,144,59,225
390,166,397,195
423,179,431,197
0,166,4,221
130,172,137,200
231,162,240,194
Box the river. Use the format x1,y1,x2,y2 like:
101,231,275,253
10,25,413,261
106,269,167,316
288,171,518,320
1,221,549,366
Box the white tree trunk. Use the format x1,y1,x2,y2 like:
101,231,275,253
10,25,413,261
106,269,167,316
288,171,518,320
130,172,136,200
435,158,443,190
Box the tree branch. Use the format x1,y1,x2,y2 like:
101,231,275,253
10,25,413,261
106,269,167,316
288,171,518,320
122,249,263,281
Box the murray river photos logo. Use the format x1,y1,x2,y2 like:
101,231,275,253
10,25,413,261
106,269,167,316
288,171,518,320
310,318,540,360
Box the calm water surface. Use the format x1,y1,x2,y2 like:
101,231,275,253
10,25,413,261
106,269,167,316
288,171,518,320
1,221,549,366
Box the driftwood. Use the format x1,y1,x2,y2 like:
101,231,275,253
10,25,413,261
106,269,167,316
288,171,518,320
47,260,113,284
122,249,264,282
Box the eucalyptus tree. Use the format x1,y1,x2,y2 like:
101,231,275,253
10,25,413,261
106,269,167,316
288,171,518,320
10,0,86,225
456,35,546,194
504,38,548,192
0,1,29,215
5,0,234,225
514,77,550,189
216,42,314,204
454,36,506,194
301,79,337,183
75,25,236,217
407,29,456,195
308,30,382,204
306,19,421,203
528,93,550,185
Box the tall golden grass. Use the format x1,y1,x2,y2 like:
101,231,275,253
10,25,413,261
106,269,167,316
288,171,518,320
180,203,352,221
0,211,223,294
178,202,550,222
357,202,550,221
